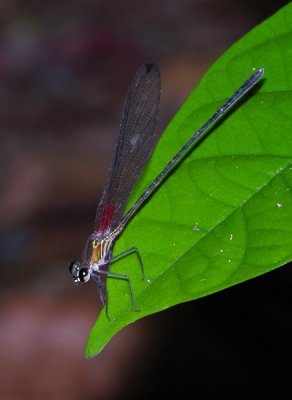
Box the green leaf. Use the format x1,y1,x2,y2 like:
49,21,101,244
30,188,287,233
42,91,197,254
85,3,292,357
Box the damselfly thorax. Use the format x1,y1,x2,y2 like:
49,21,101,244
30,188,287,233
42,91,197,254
70,231,117,284
69,228,145,314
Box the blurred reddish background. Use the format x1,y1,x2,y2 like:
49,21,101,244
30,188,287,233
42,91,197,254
0,1,291,399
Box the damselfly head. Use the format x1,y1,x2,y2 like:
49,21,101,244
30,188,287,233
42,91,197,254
69,261,90,285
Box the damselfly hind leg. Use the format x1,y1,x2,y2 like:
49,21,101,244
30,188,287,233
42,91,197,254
110,246,152,282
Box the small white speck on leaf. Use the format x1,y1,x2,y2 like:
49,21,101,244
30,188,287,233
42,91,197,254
200,278,207,288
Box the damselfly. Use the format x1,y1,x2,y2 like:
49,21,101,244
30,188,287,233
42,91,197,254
69,63,264,315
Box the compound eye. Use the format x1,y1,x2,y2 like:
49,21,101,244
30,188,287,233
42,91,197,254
69,261,80,276
79,267,90,283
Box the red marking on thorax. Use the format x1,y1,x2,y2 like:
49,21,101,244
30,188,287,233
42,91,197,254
96,204,117,233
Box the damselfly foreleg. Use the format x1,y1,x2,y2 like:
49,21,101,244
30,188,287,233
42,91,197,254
91,274,110,318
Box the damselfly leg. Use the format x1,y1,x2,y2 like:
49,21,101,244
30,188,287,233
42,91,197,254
110,246,152,282
92,268,139,319
93,246,152,318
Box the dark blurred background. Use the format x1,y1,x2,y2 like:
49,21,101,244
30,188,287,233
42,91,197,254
0,1,291,399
